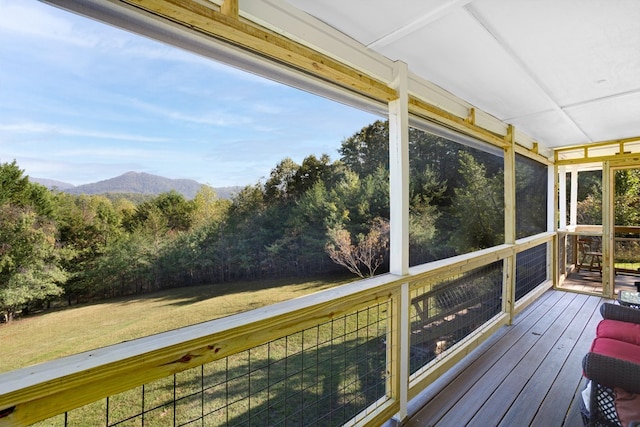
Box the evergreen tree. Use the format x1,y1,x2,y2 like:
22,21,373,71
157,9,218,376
0,162,66,320
448,152,504,252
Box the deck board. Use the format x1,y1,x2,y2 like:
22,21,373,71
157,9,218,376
497,294,599,426
532,296,602,426
403,290,607,427
405,291,559,424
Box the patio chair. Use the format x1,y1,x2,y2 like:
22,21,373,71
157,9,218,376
582,303,640,426
577,237,602,275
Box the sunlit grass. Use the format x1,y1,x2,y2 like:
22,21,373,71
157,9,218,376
615,262,640,271
0,274,353,373
27,291,389,427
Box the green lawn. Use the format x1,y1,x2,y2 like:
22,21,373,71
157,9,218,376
615,262,640,271
4,274,390,427
0,275,353,373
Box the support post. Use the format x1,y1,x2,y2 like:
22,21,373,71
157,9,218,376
602,161,613,298
503,126,516,323
550,165,558,287
388,60,409,422
570,166,578,227
389,62,409,277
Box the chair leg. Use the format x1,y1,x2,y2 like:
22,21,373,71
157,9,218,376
577,254,587,272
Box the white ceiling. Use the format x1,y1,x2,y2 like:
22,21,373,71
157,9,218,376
285,0,640,149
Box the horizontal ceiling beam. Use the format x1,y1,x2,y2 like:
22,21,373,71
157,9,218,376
408,97,509,149
44,0,548,164
121,0,398,103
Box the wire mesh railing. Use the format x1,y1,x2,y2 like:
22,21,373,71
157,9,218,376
1,236,554,427
408,261,503,376
515,243,548,301
35,303,390,427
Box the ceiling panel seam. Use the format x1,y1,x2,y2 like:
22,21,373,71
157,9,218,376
560,87,640,110
366,0,474,50
464,3,591,143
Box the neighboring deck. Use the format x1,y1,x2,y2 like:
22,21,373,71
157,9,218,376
401,290,608,426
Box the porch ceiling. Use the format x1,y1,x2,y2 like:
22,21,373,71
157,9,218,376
284,0,640,150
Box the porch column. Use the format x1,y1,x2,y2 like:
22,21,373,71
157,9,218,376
388,60,410,421
389,62,410,276
502,126,516,322
558,166,567,229
570,166,578,226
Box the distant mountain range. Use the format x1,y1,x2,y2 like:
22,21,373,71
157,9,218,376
31,172,241,200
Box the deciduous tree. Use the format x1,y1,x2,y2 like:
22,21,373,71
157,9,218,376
325,218,390,278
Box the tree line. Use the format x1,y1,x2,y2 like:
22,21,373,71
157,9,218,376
0,120,549,321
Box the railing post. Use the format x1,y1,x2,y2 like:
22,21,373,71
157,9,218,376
504,126,516,323
388,283,410,422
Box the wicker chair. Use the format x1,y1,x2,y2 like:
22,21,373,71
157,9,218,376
582,303,640,426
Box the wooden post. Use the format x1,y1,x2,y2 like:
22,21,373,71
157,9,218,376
557,166,566,229
388,60,409,421
389,61,409,277
503,125,516,323
570,166,578,226
548,164,556,286
602,161,613,298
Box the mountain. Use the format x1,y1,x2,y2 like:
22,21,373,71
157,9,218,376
32,172,241,200
30,178,75,190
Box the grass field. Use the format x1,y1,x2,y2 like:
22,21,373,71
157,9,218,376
2,274,392,427
0,275,353,373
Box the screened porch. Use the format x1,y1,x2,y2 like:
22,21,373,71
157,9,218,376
2,1,640,426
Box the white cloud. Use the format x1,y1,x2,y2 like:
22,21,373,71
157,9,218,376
0,0,377,188
0,121,169,142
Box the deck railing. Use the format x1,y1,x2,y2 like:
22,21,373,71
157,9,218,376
0,233,553,427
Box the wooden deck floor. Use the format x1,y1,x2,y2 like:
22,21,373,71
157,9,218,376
401,290,608,427
560,269,638,295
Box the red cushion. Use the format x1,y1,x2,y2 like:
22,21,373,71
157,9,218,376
590,337,640,364
597,319,640,346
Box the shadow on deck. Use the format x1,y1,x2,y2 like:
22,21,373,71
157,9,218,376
398,290,608,426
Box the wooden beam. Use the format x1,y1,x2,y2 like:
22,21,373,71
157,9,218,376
514,144,552,166
556,153,640,167
120,0,397,102
220,0,238,19
408,97,508,149
554,136,640,155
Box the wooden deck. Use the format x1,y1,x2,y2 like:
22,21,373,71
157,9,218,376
400,290,608,426
560,269,639,295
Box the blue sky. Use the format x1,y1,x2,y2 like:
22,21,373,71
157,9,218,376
0,0,378,188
